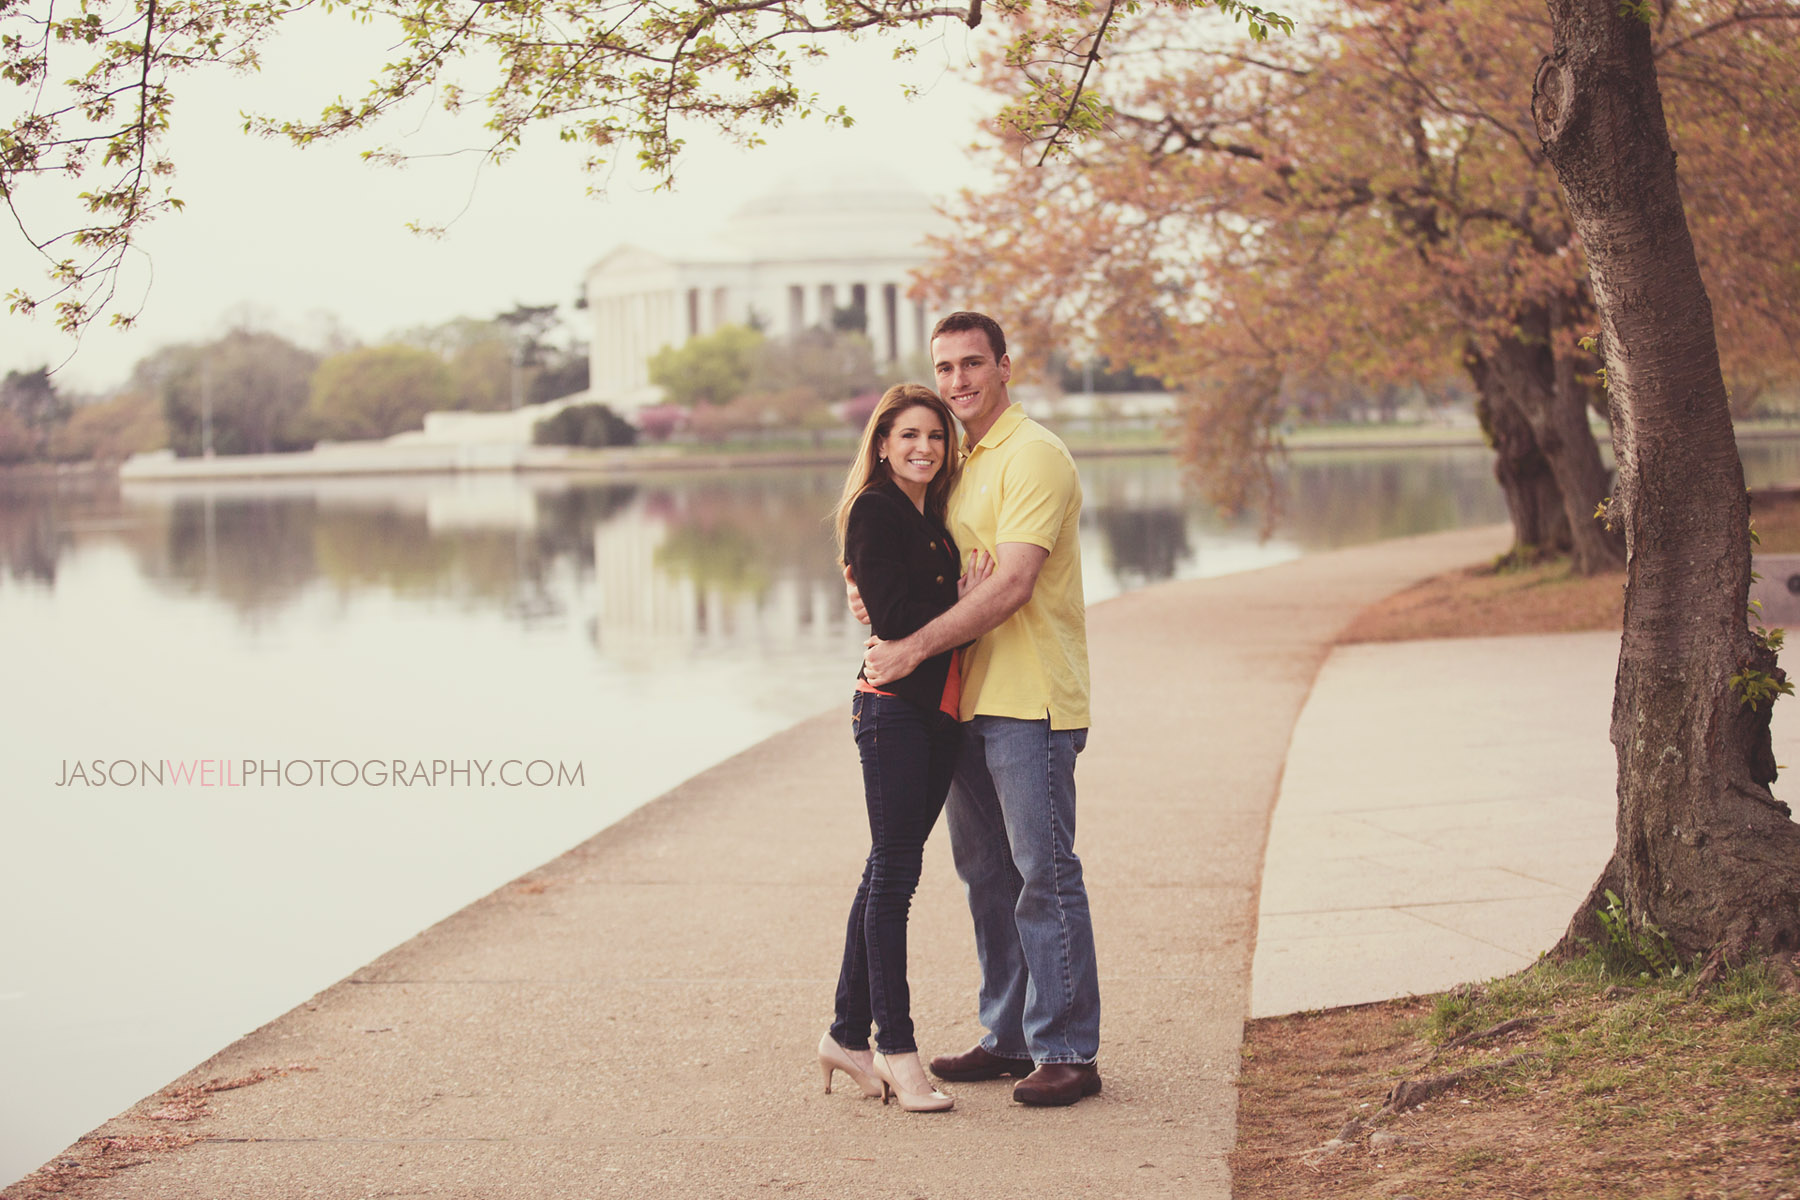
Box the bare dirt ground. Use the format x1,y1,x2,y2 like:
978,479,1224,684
1337,557,1624,644
1341,490,1800,646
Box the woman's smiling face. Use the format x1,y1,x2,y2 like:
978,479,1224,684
880,404,948,492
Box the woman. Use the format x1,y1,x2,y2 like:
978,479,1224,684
817,383,991,1113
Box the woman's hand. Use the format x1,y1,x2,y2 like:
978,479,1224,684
958,549,994,600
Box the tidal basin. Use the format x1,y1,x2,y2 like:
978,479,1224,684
4,441,1799,1185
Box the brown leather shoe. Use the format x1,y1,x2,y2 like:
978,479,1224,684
1011,1062,1102,1107
928,1043,1036,1082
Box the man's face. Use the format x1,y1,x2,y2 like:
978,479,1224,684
932,328,1011,437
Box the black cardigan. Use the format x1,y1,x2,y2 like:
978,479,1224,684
845,480,962,713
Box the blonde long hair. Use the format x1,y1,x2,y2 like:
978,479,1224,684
832,384,961,564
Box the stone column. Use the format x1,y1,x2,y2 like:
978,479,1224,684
787,284,806,335
630,293,648,389
880,282,900,364
897,293,919,361
610,297,625,392
597,293,612,395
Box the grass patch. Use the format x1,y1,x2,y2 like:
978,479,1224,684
1231,955,1800,1198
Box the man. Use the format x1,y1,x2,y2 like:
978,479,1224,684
859,311,1100,1107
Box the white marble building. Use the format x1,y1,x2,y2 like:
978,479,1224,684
584,164,949,412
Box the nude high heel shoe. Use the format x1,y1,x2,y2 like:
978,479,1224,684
870,1051,954,1112
818,1032,883,1097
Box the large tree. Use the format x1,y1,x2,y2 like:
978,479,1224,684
137,329,317,455
1535,0,1800,960
308,343,456,440
396,308,589,410
0,366,69,461
48,388,166,461
921,0,1799,574
648,323,764,407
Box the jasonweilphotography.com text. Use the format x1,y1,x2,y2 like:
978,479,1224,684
54,758,586,788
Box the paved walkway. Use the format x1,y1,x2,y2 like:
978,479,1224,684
1255,626,1800,1017
14,524,1532,1200
1251,632,1620,1016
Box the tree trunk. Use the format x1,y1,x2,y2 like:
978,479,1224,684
1468,351,1571,564
1467,312,1624,576
1534,0,1800,958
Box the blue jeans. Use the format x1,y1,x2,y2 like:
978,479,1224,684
831,691,962,1054
944,716,1099,1065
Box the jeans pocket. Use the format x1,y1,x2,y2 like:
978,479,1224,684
852,690,879,743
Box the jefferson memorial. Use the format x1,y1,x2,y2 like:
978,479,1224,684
584,164,949,412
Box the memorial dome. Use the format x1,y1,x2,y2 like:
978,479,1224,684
719,160,946,262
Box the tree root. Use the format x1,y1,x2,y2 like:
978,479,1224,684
1693,945,1731,994
1426,1016,1538,1064
1773,952,1800,993
1383,1053,1537,1114
1695,947,1800,996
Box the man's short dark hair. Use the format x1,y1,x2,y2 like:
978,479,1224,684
931,311,1007,362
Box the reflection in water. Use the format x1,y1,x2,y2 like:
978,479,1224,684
0,498,61,586
596,476,856,664
655,521,775,597
533,484,636,573
161,496,320,615
314,507,525,610
3,440,1799,1188
0,475,123,587
7,441,1800,622
1092,507,1192,585
1275,450,1509,549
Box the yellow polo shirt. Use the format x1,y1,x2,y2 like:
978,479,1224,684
948,403,1091,729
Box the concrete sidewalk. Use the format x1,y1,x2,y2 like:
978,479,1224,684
10,525,1517,1200
1251,632,1620,1017
1251,630,1800,1017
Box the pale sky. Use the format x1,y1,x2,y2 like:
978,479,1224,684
0,10,1001,393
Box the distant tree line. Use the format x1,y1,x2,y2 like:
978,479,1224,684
0,305,593,464
1047,353,1166,395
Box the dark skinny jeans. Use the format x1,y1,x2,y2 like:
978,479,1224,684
830,690,962,1055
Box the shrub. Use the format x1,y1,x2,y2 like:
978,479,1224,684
634,404,687,442
534,402,638,448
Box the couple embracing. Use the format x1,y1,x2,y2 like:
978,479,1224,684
818,311,1102,1112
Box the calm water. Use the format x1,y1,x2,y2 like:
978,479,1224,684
2,442,1796,1182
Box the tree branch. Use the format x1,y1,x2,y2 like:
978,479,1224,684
131,0,156,224
1656,4,1800,56
1036,0,1119,166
